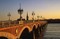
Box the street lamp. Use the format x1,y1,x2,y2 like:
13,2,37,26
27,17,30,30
37,16,40,20
18,4,23,21
7,12,11,21
7,12,11,26
18,4,24,25
32,11,35,22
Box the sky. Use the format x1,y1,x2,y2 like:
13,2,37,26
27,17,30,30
0,0,60,21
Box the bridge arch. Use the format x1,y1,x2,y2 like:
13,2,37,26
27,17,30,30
33,24,38,29
20,28,32,39
29,25,37,39
17,26,31,39
33,25,36,31
0,36,8,39
30,24,41,39
0,32,16,39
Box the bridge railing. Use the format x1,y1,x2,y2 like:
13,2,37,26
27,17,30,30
0,21,19,28
0,20,44,28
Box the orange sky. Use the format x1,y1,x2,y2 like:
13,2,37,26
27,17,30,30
0,0,60,21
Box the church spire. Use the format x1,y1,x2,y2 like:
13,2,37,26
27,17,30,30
26,12,29,20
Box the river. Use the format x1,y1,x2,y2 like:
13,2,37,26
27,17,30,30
43,23,60,39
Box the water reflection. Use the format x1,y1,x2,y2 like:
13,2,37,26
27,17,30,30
44,23,60,39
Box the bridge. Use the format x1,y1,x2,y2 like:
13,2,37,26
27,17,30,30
0,20,47,39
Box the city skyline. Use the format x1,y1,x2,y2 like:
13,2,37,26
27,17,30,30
0,0,60,21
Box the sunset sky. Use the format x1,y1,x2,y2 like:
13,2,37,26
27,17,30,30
0,0,60,21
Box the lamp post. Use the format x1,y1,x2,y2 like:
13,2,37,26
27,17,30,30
18,4,23,21
7,12,11,21
18,4,24,25
37,16,40,21
32,11,35,22
7,12,11,26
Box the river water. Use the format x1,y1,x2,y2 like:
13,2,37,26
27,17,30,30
43,23,60,39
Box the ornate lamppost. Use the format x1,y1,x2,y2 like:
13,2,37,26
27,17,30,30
7,12,11,26
32,11,35,22
18,4,23,21
7,12,11,21
18,4,23,24
37,16,40,21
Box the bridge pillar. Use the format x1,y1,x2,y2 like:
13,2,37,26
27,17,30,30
39,24,47,39
30,29,36,39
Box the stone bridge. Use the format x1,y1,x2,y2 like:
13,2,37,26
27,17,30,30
0,21,47,39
